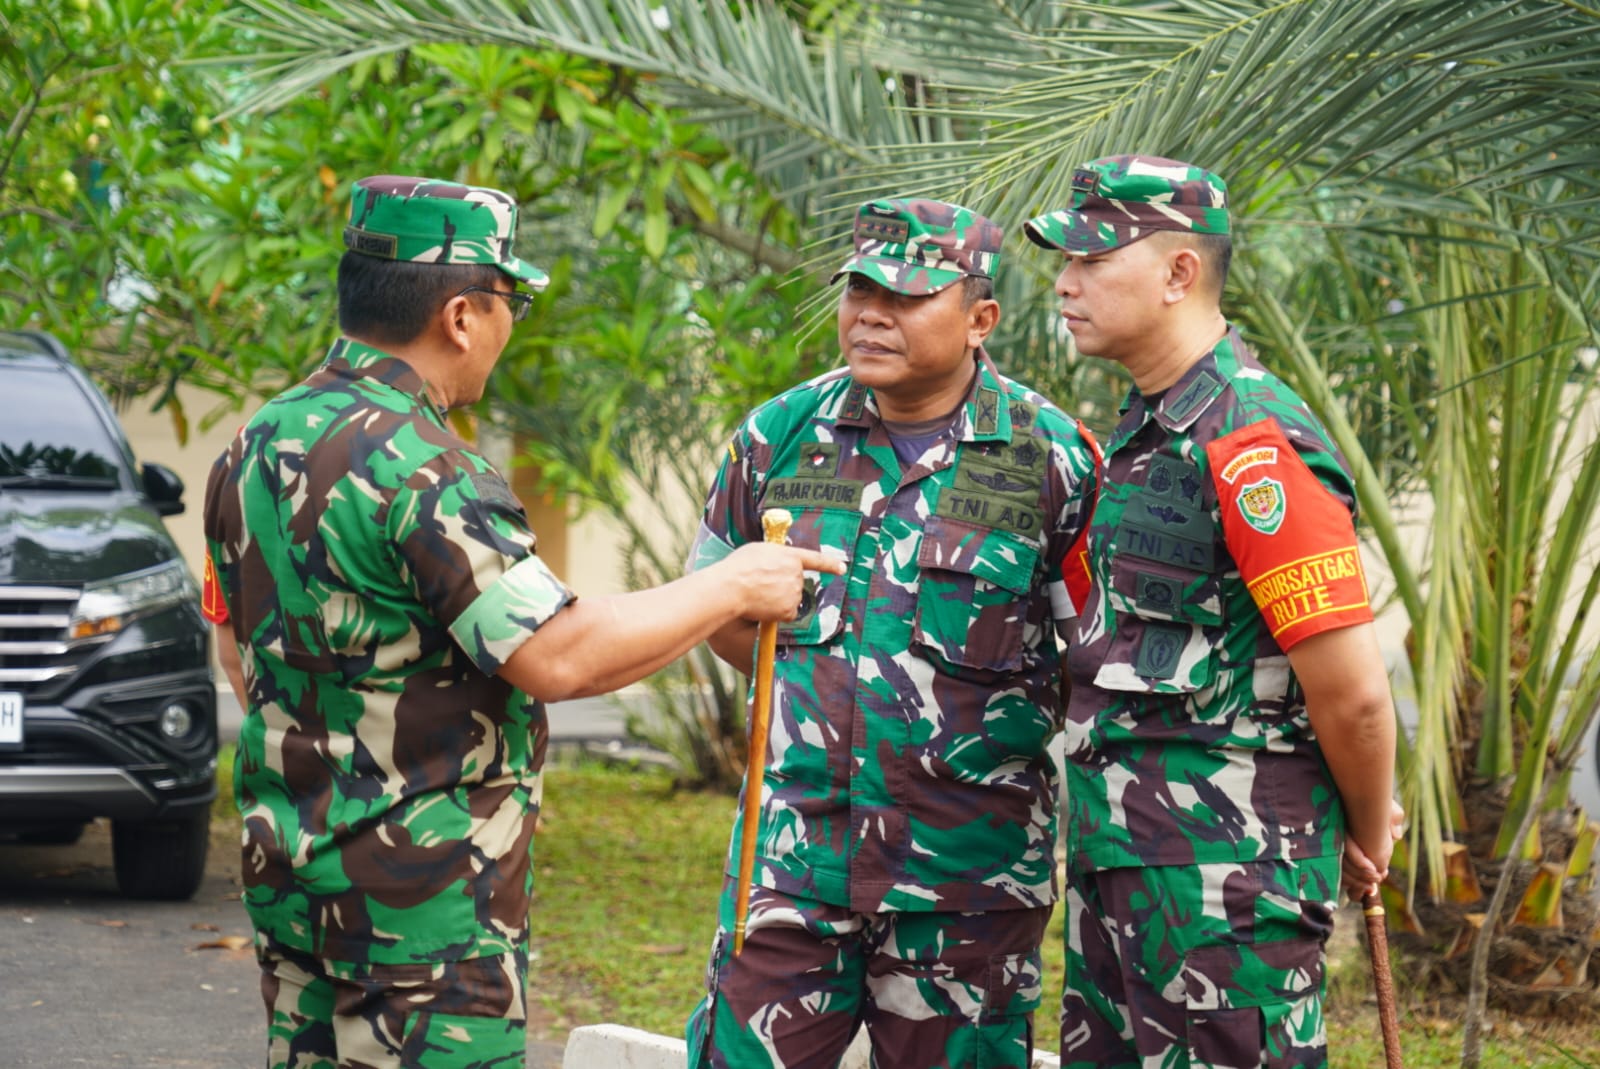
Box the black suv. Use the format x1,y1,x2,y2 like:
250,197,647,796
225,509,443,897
0,329,215,899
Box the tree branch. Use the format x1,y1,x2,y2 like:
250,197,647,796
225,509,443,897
666,202,801,274
0,204,90,230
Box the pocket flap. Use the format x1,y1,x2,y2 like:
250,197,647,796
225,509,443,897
918,515,1040,595
775,507,861,646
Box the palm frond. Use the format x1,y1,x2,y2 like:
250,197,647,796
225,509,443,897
1008,4,1588,206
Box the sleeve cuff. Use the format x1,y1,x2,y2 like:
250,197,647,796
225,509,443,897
685,521,737,574
449,554,577,676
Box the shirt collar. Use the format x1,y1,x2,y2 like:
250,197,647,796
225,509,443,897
323,337,450,426
835,346,1012,443
1109,326,1243,451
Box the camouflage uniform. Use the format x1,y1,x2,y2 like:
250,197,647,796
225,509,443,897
1026,159,1376,1069
686,200,1099,1069
203,177,563,1069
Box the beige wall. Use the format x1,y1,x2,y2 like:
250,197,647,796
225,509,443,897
116,391,253,593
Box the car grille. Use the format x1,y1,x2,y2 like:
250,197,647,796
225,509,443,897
0,585,95,697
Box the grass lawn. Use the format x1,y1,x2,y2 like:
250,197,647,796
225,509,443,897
530,760,1600,1067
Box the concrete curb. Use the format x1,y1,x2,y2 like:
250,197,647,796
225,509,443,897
559,1023,1062,1068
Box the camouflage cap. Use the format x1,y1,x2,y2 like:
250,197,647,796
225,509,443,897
830,199,1003,296
1023,156,1228,257
344,175,549,290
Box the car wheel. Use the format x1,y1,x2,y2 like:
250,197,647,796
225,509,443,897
111,810,210,901
18,822,87,846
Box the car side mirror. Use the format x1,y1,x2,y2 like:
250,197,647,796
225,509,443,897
142,462,186,516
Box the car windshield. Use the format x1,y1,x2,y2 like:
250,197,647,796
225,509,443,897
0,366,124,488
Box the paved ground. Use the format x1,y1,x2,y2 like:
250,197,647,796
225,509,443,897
0,689,641,1069
0,819,569,1069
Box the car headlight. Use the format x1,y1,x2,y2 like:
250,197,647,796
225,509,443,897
71,560,197,639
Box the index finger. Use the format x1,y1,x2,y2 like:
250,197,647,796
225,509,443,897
790,547,846,575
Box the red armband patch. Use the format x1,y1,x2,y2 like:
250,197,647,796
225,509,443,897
1206,420,1372,650
1061,418,1103,615
201,551,230,625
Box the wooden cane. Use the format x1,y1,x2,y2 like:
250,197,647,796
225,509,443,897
731,508,794,955
1362,890,1405,1069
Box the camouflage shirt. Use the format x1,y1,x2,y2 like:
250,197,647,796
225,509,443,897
201,338,575,965
690,351,1098,913
1062,328,1375,873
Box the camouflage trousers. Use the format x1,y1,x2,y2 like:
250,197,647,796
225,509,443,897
685,879,1050,1069
256,934,528,1069
1059,855,1339,1069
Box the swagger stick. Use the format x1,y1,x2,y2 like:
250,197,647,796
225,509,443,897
1362,890,1405,1069
732,508,794,955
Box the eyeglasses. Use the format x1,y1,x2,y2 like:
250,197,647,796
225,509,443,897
456,286,535,323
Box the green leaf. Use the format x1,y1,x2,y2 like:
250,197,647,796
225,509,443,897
680,177,717,224
592,182,631,238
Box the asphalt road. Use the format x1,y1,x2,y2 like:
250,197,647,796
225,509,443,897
0,688,640,1069
1,820,261,1068
0,824,570,1069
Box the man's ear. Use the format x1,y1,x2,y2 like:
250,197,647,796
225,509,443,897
439,292,475,352
966,297,1001,349
1164,243,1205,304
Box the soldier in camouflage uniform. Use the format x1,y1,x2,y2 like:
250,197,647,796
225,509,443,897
1023,156,1405,1069
201,175,839,1069
683,199,1100,1069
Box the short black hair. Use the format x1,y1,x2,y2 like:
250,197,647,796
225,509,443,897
1150,230,1232,297
336,253,505,346
961,274,995,308
1195,231,1233,293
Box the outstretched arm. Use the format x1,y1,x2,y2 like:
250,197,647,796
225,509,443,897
497,542,838,702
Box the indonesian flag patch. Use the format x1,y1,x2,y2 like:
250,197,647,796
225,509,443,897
201,550,230,625
1205,418,1373,650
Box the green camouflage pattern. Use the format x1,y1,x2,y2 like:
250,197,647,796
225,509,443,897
831,199,1003,295
1060,328,1358,876
202,337,575,967
688,350,1098,915
259,937,527,1068
345,175,549,289
1060,856,1337,1067
686,883,1048,1069
1023,155,1229,257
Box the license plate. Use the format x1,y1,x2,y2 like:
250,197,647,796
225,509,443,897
0,692,22,749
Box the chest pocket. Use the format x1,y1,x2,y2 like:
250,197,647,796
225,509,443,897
912,514,1041,677
775,507,862,647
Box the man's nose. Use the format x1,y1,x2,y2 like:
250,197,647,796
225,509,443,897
1054,264,1077,297
856,293,895,324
